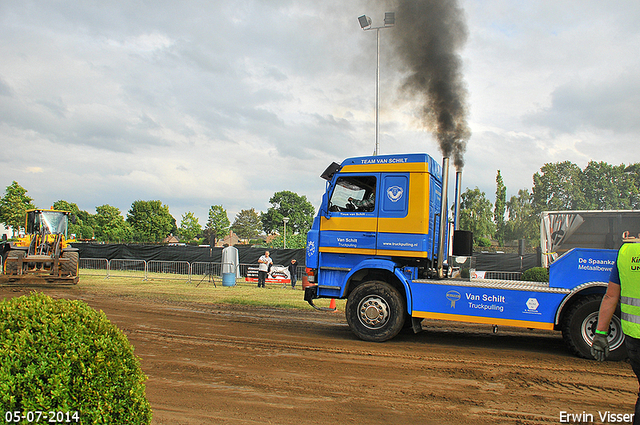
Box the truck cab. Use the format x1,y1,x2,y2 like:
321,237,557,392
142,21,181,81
305,153,634,360
306,154,446,298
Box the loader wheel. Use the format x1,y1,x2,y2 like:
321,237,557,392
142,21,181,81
562,294,627,361
61,251,79,277
5,251,24,275
346,281,405,342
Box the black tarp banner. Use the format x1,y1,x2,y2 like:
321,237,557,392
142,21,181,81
473,252,539,272
72,244,306,267
73,243,540,272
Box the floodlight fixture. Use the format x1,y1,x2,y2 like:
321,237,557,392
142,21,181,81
358,15,372,29
384,12,395,26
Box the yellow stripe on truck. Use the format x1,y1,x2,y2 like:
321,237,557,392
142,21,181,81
320,217,377,232
341,162,430,173
413,311,555,330
318,246,377,255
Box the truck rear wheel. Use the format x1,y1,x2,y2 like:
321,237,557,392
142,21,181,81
562,295,627,361
346,281,405,342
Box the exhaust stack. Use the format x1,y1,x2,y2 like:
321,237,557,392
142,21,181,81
454,171,462,230
437,157,450,278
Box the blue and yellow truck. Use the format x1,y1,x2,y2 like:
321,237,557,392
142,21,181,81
304,153,638,359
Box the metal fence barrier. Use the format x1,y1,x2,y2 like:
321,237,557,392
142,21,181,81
78,258,109,278
109,259,147,280
483,271,522,281
147,260,190,281
191,262,222,278
77,259,301,284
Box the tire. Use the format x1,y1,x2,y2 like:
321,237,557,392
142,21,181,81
561,295,627,361
61,251,79,277
4,250,24,275
345,281,406,342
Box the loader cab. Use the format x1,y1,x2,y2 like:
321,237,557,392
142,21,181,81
26,210,69,237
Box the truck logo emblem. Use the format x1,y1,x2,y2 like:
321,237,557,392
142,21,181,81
446,290,461,308
306,240,316,257
387,185,403,202
526,298,539,311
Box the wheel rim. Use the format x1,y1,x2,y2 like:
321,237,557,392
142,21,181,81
582,311,625,351
357,295,390,330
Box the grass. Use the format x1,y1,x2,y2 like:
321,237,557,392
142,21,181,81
76,271,346,311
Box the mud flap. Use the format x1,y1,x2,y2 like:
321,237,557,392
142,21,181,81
411,317,423,334
304,284,337,312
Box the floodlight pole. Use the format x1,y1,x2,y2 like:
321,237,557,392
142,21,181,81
283,217,289,249
359,13,394,156
375,27,380,157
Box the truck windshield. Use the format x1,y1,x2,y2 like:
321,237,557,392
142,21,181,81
329,176,376,212
40,212,68,236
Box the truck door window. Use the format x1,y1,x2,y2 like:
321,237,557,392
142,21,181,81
328,176,376,212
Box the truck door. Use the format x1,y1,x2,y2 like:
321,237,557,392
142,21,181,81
320,174,379,255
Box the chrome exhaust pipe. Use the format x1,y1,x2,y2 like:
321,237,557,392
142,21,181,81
437,157,450,278
454,171,462,231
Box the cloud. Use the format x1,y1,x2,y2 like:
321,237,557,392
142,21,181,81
525,73,640,134
1,0,640,226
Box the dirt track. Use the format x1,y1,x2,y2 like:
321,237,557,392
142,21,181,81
1,285,638,425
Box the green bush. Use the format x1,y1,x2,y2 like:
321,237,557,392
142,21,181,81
475,237,492,248
521,267,549,282
0,293,151,424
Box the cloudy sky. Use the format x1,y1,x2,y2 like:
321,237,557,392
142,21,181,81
1,0,639,227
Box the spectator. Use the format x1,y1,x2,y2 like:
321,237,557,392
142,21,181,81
257,251,272,288
288,259,298,289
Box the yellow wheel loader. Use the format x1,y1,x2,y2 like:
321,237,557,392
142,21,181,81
1,209,79,284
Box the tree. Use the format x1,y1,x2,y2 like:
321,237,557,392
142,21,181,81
0,181,35,236
532,161,586,213
267,233,307,249
53,200,95,240
204,205,230,245
126,200,176,243
261,190,315,235
94,204,132,242
231,208,263,240
532,160,640,213
582,161,640,209
494,170,506,246
624,163,640,208
179,212,202,242
458,187,495,240
504,189,538,244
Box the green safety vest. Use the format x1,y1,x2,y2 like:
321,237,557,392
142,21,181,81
619,243,640,338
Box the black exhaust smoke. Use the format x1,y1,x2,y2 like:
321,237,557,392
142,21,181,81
384,0,471,170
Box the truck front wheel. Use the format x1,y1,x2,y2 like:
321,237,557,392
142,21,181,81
346,281,406,342
562,295,627,361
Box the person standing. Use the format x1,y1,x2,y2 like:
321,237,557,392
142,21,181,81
257,251,272,288
592,234,640,424
288,259,298,289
